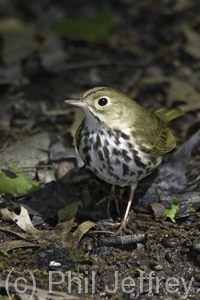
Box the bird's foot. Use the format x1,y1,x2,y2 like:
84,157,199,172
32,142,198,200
96,184,137,234
114,218,133,235
96,217,133,235
95,185,120,217
95,194,120,217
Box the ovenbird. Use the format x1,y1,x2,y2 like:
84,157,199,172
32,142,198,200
65,87,182,233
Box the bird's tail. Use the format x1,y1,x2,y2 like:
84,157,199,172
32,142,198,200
153,107,183,124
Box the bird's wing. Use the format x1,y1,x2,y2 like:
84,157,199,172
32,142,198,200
152,107,182,153
131,114,176,154
153,107,182,123
153,120,176,153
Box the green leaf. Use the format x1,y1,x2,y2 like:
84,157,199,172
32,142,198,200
0,250,9,257
53,12,112,41
135,267,144,273
162,198,180,223
0,165,40,198
0,262,4,268
57,202,79,222
71,253,89,259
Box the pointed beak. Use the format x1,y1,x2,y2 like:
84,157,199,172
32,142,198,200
65,100,88,108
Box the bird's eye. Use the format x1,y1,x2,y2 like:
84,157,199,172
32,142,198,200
98,98,108,106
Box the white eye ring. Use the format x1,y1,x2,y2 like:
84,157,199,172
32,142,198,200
98,98,108,106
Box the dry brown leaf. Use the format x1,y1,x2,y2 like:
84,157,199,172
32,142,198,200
1,206,39,233
140,76,171,85
182,24,200,59
68,108,84,139
54,219,75,243
151,203,165,218
173,0,191,12
167,80,200,112
140,77,200,112
0,18,25,33
0,279,92,300
73,221,96,241
0,206,95,251
57,201,79,222
0,225,30,239
61,221,96,250
0,240,39,251
139,0,191,15
70,221,96,248
44,108,71,115
53,220,95,250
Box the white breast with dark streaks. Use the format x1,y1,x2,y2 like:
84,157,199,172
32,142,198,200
77,124,162,187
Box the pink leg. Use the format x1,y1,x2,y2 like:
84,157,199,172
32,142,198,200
96,185,120,216
116,182,138,234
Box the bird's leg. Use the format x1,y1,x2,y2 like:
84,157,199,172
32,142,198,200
116,182,138,234
95,185,120,216
106,185,120,216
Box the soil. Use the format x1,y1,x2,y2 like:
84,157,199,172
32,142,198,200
0,1,200,299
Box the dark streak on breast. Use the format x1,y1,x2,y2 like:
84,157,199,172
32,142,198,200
103,145,110,157
115,158,121,165
82,145,90,154
139,145,152,154
93,135,102,151
98,149,104,161
138,170,143,176
122,149,131,163
112,148,121,156
134,155,147,169
121,132,129,140
85,155,92,166
129,171,135,176
122,163,129,176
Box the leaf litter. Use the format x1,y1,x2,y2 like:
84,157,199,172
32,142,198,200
140,77,200,112
0,1,200,298
0,204,95,252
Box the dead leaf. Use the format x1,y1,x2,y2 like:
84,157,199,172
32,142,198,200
167,80,200,112
151,203,165,218
69,221,96,250
46,106,84,139
1,206,39,233
0,205,95,251
139,0,191,15
140,76,171,85
73,221,95,241
57,201,79,222
54,220,95,250
182,24,200,59
0,279,92,300
0,18,25,33
0,240,39,251
68,108,84,139
140,77,200,112
54,219,75,242
0,225,29,240
172,0,192,12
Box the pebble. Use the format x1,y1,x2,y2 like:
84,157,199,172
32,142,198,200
193,239,200,252
150,261,163,271
162,236,179,248
55,161,75,180
194,273,200,282
0,132,50,178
